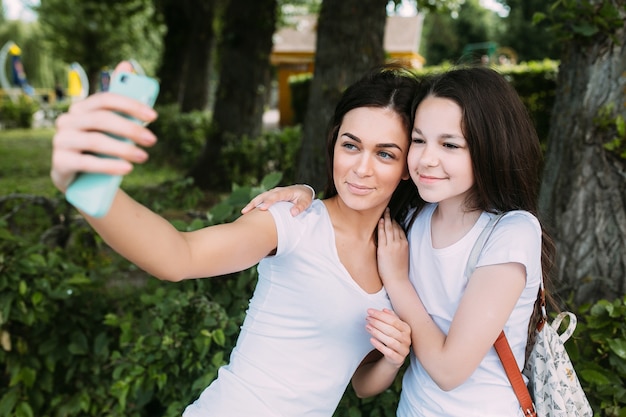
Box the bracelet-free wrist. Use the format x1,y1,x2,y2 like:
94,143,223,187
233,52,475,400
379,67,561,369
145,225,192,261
301,184,316,200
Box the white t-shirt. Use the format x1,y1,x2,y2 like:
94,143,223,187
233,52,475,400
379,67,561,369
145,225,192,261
183,200,392,417
398,203,542,417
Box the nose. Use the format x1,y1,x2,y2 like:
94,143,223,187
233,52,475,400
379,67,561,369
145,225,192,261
418,144,439,168
354,154,374,177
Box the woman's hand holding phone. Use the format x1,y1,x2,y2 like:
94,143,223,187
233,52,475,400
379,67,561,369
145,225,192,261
52,61,159,217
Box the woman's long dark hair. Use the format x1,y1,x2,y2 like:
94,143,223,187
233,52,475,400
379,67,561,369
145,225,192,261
409,66,557,345
322,64,421,225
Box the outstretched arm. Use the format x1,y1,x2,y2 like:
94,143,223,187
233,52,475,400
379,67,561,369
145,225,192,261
241,184,315,216
351,308,411,398
51,62,278,282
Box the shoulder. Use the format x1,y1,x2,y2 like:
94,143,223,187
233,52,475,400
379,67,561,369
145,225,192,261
483,211,542,258
267,200,329,254
496,211,541,239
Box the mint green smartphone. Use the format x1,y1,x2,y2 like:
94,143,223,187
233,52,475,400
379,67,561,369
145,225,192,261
65,72,159,218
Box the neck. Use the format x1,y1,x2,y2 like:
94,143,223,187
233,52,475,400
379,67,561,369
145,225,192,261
323,196,383,241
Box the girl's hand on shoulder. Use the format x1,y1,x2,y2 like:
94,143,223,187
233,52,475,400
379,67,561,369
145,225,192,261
366,308,411,368
377,208,409,284
241,184,315,217
51,62,158,193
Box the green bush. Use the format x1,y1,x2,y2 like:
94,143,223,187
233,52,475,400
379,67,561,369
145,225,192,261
147,105,302,188
221,125,302,187
147,104,210,170
572,297,626,416
0,95,39,129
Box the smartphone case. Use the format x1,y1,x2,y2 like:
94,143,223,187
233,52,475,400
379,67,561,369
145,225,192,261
65,72,159,218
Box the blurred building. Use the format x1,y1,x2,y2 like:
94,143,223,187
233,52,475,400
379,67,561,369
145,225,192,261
270,14,425,126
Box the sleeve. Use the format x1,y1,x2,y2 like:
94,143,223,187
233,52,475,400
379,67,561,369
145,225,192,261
267,201,309,257
476,211,542,288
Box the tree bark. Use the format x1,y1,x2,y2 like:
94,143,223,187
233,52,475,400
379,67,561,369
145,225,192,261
189,0,277,190
539,4,626,304
156,0,215,111
296,0,389,191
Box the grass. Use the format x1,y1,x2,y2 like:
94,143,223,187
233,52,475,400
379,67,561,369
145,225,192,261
0,128,184,198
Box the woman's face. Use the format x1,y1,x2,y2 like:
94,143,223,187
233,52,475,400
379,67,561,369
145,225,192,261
332,106,410,213
407,96,474,209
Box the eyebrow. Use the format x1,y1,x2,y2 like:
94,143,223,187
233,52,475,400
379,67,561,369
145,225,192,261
342,132,405,150
412,127,464,140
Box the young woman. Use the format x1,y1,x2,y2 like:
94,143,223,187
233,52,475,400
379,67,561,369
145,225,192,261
246,66,557,417
50,61,419,416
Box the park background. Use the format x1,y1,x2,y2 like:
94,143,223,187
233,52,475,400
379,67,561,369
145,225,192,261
0,0,625,416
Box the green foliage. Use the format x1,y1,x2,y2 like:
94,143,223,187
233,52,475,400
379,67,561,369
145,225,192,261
0,173,282,417
289,72,312,125
0,95,39,129
147,104,210,169
0,20,68,89
534,0,626,44
221,126,303,187
595,104,626,160
36,0,164,89
148,103,303,188
571,297,626,416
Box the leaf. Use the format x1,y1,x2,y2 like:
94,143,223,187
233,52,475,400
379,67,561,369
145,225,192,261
0,387,19,414
68,331,89,355
616,115,625,138
608,339,626,360
261,171,283,190
207,202,233,224
212,329,226,347
15,401,34,417
571,23,599,37
579,368,611,385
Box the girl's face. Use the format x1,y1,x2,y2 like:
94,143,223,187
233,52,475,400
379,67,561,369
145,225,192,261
333,106,410,213
407,96,474,209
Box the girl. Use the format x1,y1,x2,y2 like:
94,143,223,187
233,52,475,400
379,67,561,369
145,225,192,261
50,62,419,416
247,66,556,417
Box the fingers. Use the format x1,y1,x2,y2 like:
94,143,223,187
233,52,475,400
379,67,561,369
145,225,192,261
241,185,313,216
65,92,157,130
366,308,411,366
50,89,158,194
114,61,134,74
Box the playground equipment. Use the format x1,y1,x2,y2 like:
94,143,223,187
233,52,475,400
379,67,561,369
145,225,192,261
461,42,518,65
67,62,89,100
0,41,35,103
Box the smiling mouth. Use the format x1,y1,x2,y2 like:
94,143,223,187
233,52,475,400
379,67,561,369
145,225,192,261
347,182,373,194
418,174,444,183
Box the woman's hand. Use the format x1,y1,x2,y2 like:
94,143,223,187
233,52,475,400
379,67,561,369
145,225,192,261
366,308,411,368
241,184,315,217
50,62,158,193
377,208,410,285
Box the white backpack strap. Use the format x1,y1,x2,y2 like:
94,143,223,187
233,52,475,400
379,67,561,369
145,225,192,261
465,213,505,279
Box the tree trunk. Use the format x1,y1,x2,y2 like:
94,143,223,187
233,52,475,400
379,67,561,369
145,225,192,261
189,0,277,190
156,0,215,111
297,0,388,191
538,6,626,305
